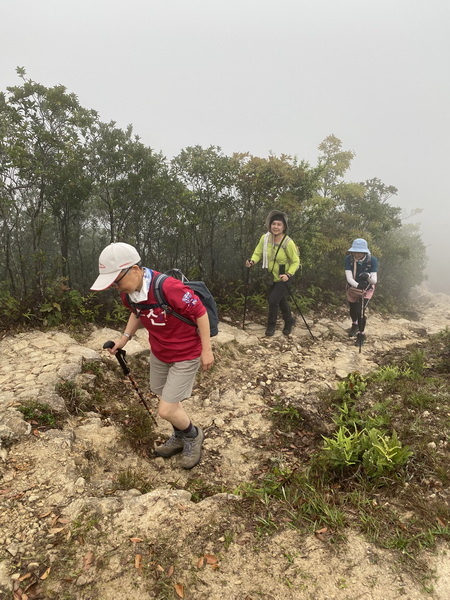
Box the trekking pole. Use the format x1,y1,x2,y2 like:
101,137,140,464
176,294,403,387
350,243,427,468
285,284,316,341
357,285,371,354
103,341,158,425
242,267,251,330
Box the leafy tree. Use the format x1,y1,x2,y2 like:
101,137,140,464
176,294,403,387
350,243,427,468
0,68,96,296
317,134,355,198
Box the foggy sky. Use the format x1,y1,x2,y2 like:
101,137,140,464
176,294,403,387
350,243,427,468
2,0,449,292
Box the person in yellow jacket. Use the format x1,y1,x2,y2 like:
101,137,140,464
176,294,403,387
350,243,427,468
246,210,300,336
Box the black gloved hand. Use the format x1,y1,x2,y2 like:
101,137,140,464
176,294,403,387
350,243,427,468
357,281,368,290
359,272,370,282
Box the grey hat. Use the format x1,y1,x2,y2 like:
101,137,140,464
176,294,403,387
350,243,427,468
265,210,288,232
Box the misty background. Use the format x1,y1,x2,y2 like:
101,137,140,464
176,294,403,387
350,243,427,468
1,0,449,292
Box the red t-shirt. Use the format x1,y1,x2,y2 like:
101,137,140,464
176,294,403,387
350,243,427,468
122,271,206,363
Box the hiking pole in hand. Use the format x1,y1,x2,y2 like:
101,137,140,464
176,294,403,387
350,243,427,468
284,284,316,341
356,285,371,354
103,341,158,425
242,267,251,330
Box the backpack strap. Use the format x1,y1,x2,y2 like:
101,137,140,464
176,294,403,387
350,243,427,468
351,255,372,274
128,273,198,329
270,234,287,273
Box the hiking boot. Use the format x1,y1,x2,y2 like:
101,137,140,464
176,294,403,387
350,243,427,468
348,323,359,337
355,333,365,347
155,432,184,458
265,326,276,337
180,427,204,469
282,316,296,336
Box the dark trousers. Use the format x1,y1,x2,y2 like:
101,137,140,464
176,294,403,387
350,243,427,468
268,281,293,326
349,299,369,332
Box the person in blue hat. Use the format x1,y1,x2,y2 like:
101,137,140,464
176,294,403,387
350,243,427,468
345,238,378,346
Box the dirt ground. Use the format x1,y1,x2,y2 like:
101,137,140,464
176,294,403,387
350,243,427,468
0,285,449,599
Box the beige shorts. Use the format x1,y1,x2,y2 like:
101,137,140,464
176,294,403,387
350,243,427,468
149,352,200,403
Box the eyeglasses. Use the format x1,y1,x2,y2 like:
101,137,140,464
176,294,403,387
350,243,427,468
111,266,132,287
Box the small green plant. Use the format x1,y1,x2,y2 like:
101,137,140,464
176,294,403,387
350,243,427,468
114,468,154,494
256,513,279,536
406,348,426,376
406,392,437,409
361,429,413,478
321,426,412,479
117,405,158,454
183,478,226,502
336,372,367,401
71,511,101,539
56,380,81,412
18,401,57,428
371,365,405,382
334,401,365,429
0,289,20,325
40,301,63,327
105,298,130,324
322,425,366,469
81,360,103,377
271,403,303,430
294,480,347,531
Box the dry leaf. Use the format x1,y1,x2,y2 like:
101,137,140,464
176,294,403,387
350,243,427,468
18,573,32,582
205,554,218,565
174,583,184,598
49,527,66,534
196,557,205,569
156,564,165,572
129,537,143,543
50,515,59,527
135,554,142,570
32,430,40,437
211,564,220,571
315,527,328,535
437,517,446,527
167,565,174,577
83,551,95,570
40,567,51,580
57,518,70,524
38,510,52,518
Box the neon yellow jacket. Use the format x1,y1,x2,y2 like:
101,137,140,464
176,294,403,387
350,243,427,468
251,233,300,282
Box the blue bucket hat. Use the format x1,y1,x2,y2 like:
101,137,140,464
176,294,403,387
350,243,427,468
348,238,370,253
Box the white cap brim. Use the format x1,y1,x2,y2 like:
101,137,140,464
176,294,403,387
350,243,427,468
90,271,120,291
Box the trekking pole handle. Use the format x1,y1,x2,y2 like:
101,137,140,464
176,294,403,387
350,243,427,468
103,340,130,375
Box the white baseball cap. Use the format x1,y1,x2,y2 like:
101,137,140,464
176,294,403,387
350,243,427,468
90,242,141,290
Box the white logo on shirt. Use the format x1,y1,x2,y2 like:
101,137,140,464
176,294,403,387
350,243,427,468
142,309,166,327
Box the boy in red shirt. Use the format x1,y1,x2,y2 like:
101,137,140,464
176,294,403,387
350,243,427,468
91,242,214,469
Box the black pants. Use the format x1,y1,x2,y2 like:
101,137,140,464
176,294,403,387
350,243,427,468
349,298,369,332
268,281,293,327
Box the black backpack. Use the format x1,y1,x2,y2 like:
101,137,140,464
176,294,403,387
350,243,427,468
127,269,219,337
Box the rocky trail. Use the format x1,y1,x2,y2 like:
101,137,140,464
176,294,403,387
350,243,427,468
0,286,449,600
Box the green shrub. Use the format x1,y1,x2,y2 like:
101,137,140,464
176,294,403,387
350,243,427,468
321,425,412,479
336,372,367,401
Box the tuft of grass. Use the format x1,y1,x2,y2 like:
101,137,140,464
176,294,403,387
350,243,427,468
114,468,154,494
117,404,158,455
270,403,303,430
17,401,58,428
183,478,227,503
81,359,103,377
